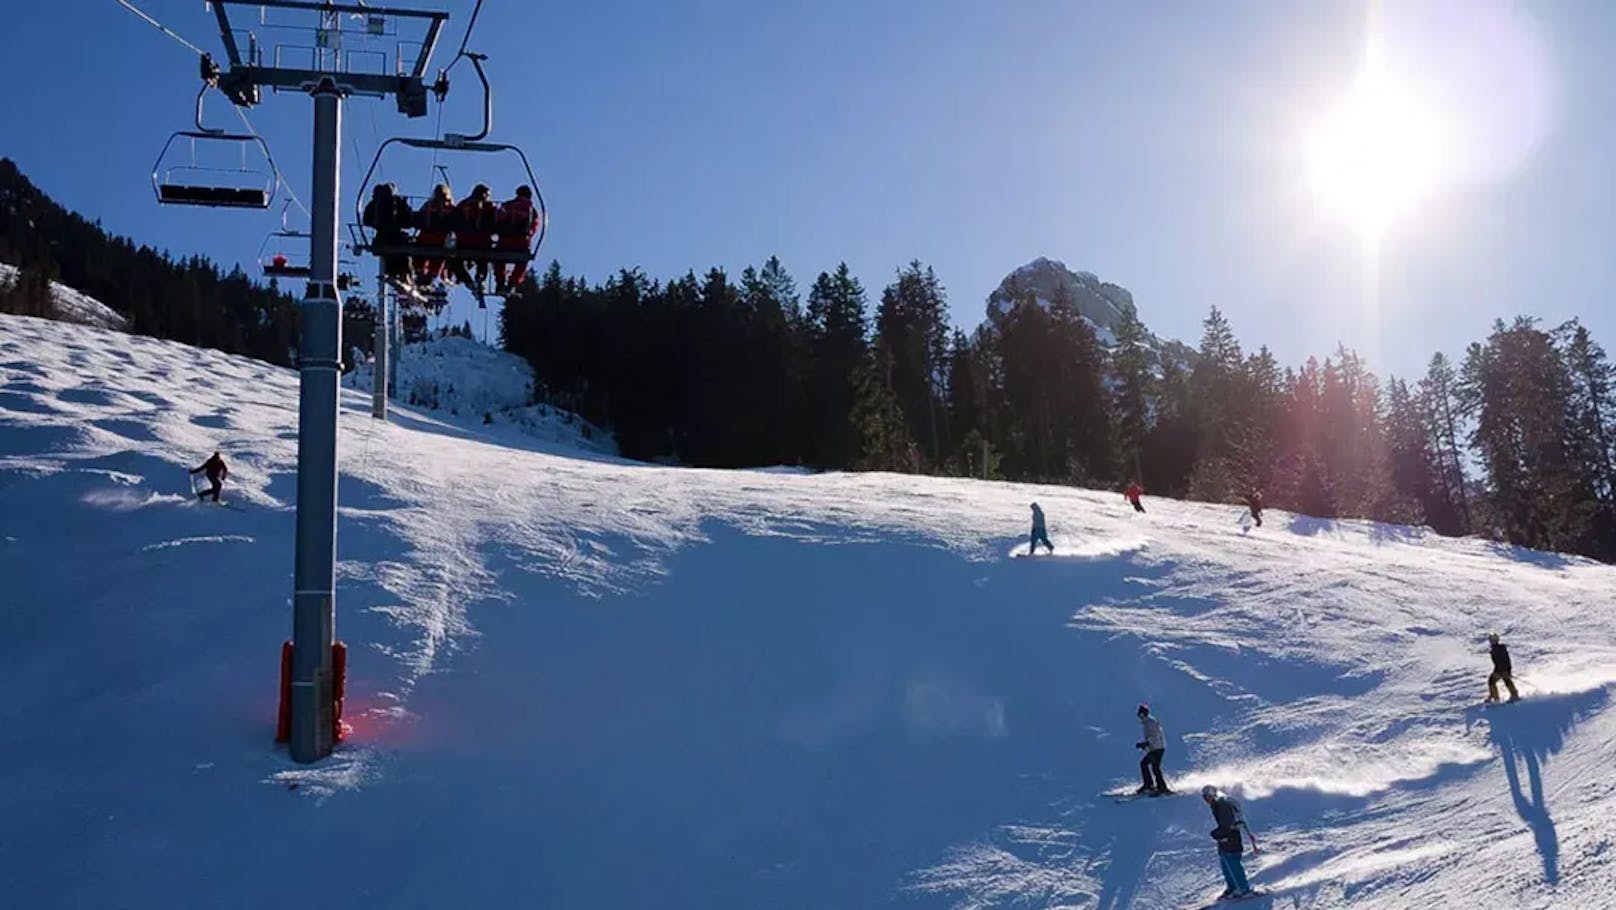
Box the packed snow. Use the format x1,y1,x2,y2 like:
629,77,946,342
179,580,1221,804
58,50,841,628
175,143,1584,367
3,311,1615,909
345,332,614,455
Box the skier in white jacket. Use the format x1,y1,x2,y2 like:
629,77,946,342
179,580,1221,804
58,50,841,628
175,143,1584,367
1135,703,1171,794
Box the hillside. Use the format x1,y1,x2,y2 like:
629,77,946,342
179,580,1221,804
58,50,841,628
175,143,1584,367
3,312,1615,909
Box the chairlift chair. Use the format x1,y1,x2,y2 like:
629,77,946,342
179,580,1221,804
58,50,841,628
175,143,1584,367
351,54,547,294
152,86,277,209
260,229,312,278
353,137,547,270
153,130,277,208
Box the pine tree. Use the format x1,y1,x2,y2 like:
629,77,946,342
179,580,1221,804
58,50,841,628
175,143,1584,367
874,261,949,467
851,346,912,471
805,264,869,468
1109,301,1154,483
1418,352,1472,534
1187,306,1245,502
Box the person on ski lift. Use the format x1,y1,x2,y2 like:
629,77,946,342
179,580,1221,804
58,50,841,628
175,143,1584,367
493,185,540,294
1125,481,1146,513
1202,785,1256,900
1486,632,1520,703
189,450,229,503
414,184,456,286
1135,703,1170,794
362,182,416,279
1243,489,1264,527
453,183,499,300
1027,502,1054,556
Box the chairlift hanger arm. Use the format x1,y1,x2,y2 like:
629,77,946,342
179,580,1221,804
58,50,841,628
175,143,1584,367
211,2,244,67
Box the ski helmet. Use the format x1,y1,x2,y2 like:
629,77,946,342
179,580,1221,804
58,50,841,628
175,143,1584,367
1137,703,1150,717
1201,784,1219,800
1488,631,1500,644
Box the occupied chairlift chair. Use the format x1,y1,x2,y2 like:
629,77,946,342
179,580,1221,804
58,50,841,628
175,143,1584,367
352,54,547,297
153,84,277,210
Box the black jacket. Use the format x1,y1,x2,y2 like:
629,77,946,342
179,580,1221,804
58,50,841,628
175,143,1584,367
1490,642,1512,675
1210,797,1244,855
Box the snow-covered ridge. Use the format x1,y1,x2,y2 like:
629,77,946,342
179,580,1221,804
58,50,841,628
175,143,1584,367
0,262,128,331
3,313,1614,909
345,332,614,455
986,256,1196,366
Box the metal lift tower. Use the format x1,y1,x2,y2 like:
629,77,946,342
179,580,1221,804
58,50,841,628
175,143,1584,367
205,1,449,763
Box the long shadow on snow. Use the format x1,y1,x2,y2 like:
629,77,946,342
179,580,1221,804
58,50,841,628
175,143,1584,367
1468,688,1607,886
340,524,1221,909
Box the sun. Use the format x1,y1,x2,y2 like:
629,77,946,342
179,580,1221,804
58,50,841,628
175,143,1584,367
1307,56,1447,240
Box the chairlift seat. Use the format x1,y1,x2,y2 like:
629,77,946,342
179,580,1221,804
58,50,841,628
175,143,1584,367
158,184,272,208
366,243,534,264
263,262,313,278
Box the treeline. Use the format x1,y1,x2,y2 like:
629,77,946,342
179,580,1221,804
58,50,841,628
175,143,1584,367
0,158,302,366
502,258,1616,563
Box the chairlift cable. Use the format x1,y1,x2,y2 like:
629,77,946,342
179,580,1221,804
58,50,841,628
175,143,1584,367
454,0,488,63
231,102,311,220
113,0,208,57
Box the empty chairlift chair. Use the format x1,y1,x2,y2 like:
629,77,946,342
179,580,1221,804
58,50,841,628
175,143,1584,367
153,129,277,209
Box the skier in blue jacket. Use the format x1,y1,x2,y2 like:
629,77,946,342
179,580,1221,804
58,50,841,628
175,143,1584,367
1027,502,1054,556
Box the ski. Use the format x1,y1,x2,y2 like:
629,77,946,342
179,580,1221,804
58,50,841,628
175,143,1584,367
1185,889,1269,909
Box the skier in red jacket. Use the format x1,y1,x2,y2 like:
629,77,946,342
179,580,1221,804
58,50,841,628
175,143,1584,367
1124,482,1146,513
190,451,229,502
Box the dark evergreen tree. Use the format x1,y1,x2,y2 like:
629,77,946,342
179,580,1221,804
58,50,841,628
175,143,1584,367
804,264,869,468
874,261,950,467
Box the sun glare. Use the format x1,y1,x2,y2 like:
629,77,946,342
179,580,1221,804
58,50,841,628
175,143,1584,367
1307,58,1447,240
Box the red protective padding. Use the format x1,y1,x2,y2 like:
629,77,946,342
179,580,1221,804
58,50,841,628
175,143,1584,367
275,640,294,743
332,641,348,742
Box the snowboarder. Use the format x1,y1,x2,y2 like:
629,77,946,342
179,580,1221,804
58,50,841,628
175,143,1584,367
1124,482,1146,514
1135,703,1170,794
1243,490,1264,528
1486,632,1520,703
1027,502,1054,556
189,451,229,502
1202,785,1255,900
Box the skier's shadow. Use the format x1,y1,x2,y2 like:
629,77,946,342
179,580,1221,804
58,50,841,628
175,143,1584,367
1475,688,1607,886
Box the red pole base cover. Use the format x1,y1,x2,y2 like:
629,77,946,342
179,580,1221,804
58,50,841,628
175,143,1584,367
276,640,351,745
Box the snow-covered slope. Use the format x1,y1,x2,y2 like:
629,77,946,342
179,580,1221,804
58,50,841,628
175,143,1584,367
345,332,614,455
3,312,1615,909
0,262,129,331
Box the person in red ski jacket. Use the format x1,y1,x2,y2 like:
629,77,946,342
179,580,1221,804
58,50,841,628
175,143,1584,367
414,184,456,286
1124,481,1146,513
493,185,540,294
190,451,229,502
453,183,499,297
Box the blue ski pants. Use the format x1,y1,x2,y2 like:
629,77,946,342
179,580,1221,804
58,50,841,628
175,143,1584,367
1218,852,1250,893
1029,529,1052,553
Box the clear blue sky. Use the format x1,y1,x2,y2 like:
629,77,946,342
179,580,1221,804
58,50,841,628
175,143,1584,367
4,1,1613,380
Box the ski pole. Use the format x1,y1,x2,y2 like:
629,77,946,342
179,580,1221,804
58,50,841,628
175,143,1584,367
1245,825,1260,854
